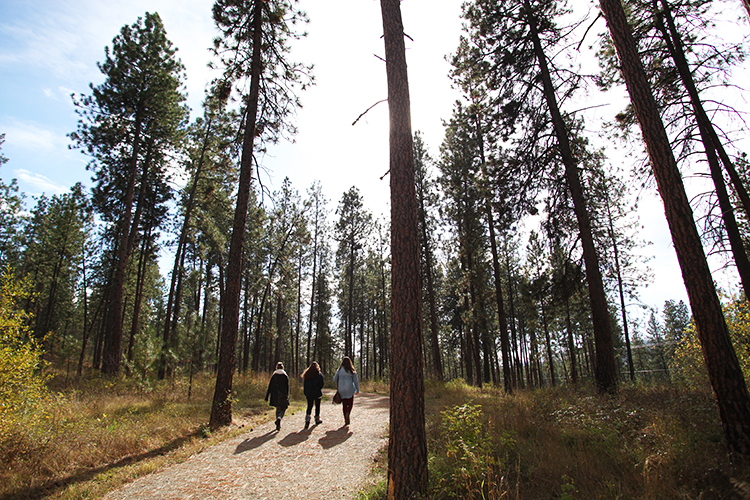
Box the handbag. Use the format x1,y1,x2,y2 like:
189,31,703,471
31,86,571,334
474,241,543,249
333,391,342,404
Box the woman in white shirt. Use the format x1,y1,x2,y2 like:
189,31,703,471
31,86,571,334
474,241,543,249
333,356,359,426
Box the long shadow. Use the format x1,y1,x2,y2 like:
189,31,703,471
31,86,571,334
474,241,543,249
318,427,353,449
0,430,202,500
278,428,312,447
234,430,277,454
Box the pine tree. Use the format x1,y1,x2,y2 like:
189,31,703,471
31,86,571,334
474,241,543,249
334,187,372,358
70,12,187,376
458,0,618,391
414,132,444,381
0,134,26,269
209,0,312,428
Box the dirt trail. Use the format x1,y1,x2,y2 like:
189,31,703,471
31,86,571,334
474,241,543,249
103,392,389,500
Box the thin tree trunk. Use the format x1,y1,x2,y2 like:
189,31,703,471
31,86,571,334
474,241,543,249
161,116,214,380
602,184,634,381
306,207,318,366
346,236,356,357
564,293,578,384
295,245,303,375
540,297,556,387
127,231,151,364
525,0,617,392
486,202,513,393
273,293,282,371
416,157,443,381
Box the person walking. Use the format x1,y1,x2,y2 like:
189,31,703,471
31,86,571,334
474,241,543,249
302,361,325,429
333,356,359,426
265,362,289,431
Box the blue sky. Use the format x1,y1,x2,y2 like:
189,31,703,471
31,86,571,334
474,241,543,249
0,0,462,211
4,0,749,324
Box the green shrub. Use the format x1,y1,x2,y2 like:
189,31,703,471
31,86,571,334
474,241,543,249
0,269,49,441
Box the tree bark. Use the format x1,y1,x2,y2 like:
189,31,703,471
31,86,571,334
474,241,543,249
600,0,750,456
381,0,428,497
525,0,617,392
101,117,142,376
210,0,263,429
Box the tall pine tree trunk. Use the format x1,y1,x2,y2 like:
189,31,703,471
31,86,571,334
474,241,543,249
604,187,634,381
127,230,151,364
381,0,428,496
486,195,513,393
524,0,617,392
102,118,142,375
210,0,263,429
306,213,318,365
600,0,750,456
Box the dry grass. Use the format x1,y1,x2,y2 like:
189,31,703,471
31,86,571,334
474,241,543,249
359,378,390,394
7,370,750,500
421,380,750,500
0,370,300,500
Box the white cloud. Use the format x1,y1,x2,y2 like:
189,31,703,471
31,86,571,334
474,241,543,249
0,12,91,81
13,169,67,196
1,119,68,152
40,86,77,107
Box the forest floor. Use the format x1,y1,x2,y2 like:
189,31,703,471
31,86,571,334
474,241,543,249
101,390,389,500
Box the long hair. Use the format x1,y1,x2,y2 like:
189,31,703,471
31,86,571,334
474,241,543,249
340,356,355,374
302,361,320,380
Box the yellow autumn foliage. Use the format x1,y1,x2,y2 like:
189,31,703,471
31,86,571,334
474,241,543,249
0,269,49,440
671,297,750,389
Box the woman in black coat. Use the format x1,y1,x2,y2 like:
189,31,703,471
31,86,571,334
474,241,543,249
265,362,290,431
301,361,324,429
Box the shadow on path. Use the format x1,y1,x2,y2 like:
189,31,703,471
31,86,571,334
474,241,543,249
234,430,277,454
279,428,313,447
318,427,353,449
0,430,202,500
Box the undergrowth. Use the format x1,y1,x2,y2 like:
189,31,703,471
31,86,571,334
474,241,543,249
425,381,750,499
0,370,298,500
365,379,750,499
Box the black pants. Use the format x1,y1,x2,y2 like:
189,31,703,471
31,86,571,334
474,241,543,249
306,397,321,417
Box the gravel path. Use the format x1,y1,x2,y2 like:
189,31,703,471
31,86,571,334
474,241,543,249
103,391,389,500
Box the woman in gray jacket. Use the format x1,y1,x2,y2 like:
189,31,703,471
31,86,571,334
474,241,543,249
333,356,359,426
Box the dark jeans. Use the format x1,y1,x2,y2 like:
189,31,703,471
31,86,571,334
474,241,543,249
342,396,354,415
275,406,286,420
306,397,321,417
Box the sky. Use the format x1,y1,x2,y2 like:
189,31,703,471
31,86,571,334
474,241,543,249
1,0,748,331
